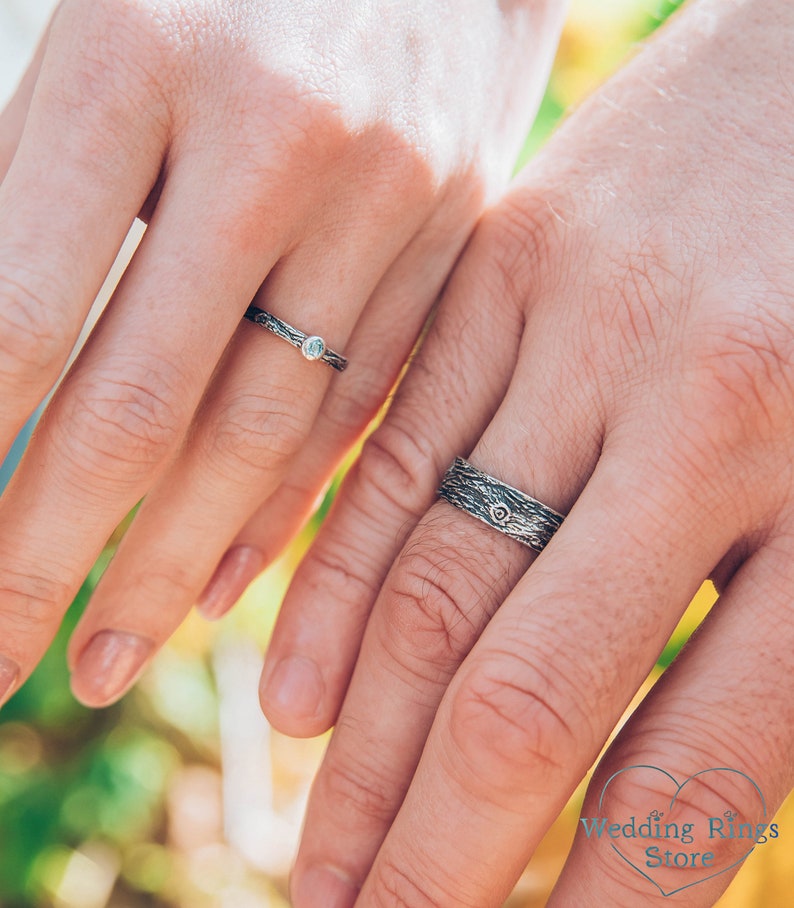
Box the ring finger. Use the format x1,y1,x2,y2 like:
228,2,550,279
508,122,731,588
197,197,484,619
287,264,610,905
66,201,432,706
353,434,749,907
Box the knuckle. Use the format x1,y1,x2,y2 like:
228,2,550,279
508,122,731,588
371,859,450,908
320,366,390,437
46,1,173,149
207,392,311,477
206,85,339,208
353,140,437,213
473,189,568,312
687,306,794,442
0,273,67,388
58,367,186,485
605,244,676,361
301,543,380,609
58,0,169,77
0,566,69,646
321,739,396,825
125,563,196,605
381,544,490,678
354,419,438,521
449,648,583,801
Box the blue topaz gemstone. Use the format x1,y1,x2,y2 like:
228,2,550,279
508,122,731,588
301,335,326,361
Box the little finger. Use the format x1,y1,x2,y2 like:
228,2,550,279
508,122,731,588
550,532,794,906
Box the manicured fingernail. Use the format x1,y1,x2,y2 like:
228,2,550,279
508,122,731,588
0,655,20,706
71,630,154,707
262,655,324,720
197,545,264,620
292,865,359,908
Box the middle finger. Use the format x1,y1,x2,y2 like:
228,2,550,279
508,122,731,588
0,153,282,700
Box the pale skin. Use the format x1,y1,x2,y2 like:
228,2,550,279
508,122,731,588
0,0,565,706
255,0,794,905
1,0,793,905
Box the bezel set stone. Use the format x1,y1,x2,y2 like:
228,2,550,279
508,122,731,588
301,335,326,361
243,306,347,371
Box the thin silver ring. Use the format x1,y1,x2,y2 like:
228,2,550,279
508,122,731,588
244,305,348,372
438,457,565,553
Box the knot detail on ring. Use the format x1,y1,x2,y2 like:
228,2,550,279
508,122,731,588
244,306,348,372
438,457,565,553
488,503,513,526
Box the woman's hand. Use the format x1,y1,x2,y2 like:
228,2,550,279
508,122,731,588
261,0,794,903
0,0,565,708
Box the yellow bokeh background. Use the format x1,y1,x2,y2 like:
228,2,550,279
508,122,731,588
0,1,791,906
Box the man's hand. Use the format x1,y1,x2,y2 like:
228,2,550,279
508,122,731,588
261,1,794,903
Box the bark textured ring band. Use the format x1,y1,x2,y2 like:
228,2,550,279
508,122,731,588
438,457,565,553
244,305,349,372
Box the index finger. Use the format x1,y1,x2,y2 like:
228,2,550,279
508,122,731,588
0,6,166,454
0,17,49,179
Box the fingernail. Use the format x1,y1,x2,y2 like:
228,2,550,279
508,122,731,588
0,654,20,706
197,545,264,620
292,865,359,908
71,630,154,707
262,655,324,720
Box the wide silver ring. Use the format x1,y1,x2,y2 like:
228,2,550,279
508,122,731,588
244,306,348,372
438,457,565,553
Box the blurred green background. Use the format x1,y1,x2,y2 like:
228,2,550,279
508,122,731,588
1,1,791,905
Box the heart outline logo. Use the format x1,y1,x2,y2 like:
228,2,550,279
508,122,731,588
595,764,767,898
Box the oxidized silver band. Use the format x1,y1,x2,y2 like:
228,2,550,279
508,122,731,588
438,457,564,553
244,305,348,372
